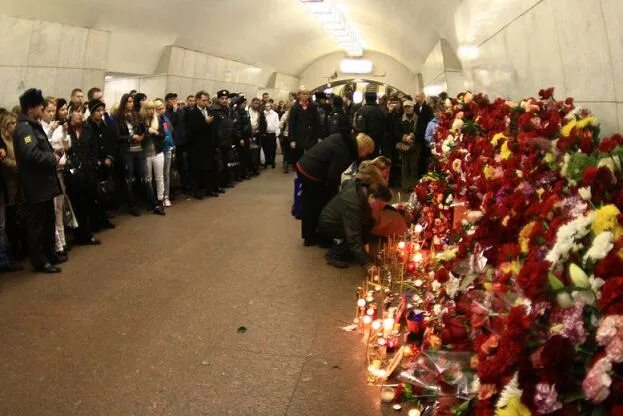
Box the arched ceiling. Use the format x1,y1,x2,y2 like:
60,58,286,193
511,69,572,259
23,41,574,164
1,0,461,76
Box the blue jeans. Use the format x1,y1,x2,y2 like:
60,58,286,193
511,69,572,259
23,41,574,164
163,149,172,199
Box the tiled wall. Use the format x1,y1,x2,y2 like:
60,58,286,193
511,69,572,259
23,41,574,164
456,0,623,135
0,14,109,107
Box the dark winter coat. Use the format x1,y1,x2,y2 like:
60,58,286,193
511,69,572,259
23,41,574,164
165,106,187,146
414,102,434,140
13,113,61,203
319,179,374,267
288,101,321,150
233,107,252,142
65,125,99,191
186,106,216,171
113,112,145,153
209,102,234,148
354,103,386,153
296,132,358,194
86,118,118,161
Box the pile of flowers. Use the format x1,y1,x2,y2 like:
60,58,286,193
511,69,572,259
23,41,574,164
397,88,623,415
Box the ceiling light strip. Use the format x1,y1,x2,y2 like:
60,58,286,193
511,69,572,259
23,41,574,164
300,0,364,57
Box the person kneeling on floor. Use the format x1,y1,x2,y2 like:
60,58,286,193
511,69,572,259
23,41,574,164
318,181,392,270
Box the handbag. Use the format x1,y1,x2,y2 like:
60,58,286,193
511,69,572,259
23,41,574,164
96,179,116,204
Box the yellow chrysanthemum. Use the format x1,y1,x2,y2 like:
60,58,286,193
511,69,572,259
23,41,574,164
519,221,536,254
560,119,577,137
495,396,532,416
592,204,623,238
544,152,555,164
501,141,512,160
484,164,496,179
491,132,507,146
576,116,598,129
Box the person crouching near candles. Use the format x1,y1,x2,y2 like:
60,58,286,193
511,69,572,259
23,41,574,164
64,102,101,245
296,131,375,247
319,180,392,270
13,89,65,273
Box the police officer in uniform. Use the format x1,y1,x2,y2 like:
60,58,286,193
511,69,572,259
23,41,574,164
210,90,235,190
13,89,64,273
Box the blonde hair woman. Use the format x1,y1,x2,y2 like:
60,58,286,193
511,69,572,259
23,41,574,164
40,97,59,139
154,98,174,207
0,112,26,268
139,100,166,209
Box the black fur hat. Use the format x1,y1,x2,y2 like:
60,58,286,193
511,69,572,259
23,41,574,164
19,88,45,110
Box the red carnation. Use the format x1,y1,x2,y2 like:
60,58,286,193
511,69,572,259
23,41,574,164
435,268,449,283
517,257,551,301
539,87,555,100
598,277,623,315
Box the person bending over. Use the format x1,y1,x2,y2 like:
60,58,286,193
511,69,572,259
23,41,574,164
319,182,392,269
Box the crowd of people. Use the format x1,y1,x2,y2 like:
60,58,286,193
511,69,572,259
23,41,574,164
0,82,442,275
0,86,297,274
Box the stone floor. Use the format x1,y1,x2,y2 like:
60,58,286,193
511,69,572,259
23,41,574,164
0,166,401,416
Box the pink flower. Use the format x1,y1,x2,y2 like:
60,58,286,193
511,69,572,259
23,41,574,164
583,357,612,403
596,315,623,346
606,335,623,363
534,383,562,414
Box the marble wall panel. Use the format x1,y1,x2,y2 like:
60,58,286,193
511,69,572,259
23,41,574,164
168,46,185,77
27,20,61,67
181,49,196,78
104,78,140,109
84,29,110,70
53,68,84,99
58,25,88,68
551,0,615,101
213,56,227,81
0,66,28,107
82,69,106,91
205,55,217,80
0,15,33,66
617,103,623,134
24,67,57,97
600,0,623,101
193,52,208,79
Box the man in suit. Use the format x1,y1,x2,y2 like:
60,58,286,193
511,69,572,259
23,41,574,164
185,90,218,199
13,89,64,273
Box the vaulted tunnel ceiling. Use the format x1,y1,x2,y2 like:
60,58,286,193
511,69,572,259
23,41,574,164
1,0,462,75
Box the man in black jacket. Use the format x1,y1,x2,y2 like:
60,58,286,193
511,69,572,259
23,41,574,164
296,132,374,246
232,95,252,180
165,92,189,193
13,89,64,273
314,91,329,139
210,90,235,190
86,99,117,229
354,92,386,156
319,181,392,269
186,90,217,199
414,92,434,177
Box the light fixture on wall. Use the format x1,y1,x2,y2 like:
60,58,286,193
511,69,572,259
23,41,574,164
339,58,373,74
458,45,480,61
300,0,364,57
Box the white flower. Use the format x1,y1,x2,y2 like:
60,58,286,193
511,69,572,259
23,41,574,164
431,280,442,293
496,373,523,409
578,187,592,201
433,304,442,316
584,231,614,264
445,274,461,299
546,213,595,267
557,292,574,308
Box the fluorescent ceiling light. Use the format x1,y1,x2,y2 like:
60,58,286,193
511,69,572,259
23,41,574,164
300,0,364,57
339,58,373,74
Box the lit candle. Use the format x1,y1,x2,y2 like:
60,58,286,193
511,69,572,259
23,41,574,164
383,318,394,337
414,224,423,234
362,315,372,340
413,252,423,263
357,298,366,308
408,409,421,416
380,386,395,402
397,241,406,250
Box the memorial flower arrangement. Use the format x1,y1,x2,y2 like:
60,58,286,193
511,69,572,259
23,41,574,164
356,88,623,415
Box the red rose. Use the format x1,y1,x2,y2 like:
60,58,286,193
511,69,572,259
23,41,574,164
435,268,449,283
582,165,599,186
